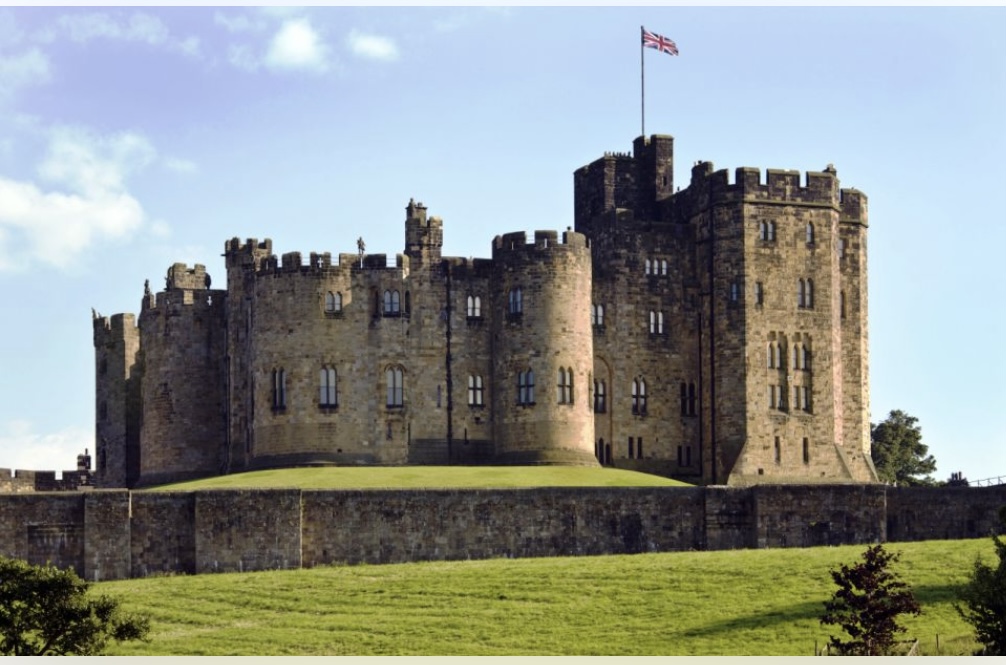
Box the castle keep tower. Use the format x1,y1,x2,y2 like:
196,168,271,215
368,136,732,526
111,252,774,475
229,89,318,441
576,136,875,485
94,133,872,486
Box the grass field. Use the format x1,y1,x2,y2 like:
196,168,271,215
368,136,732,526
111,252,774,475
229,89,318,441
99,538,994,656
149,466,690,491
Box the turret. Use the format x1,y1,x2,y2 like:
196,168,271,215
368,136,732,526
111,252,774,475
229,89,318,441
137,264,228,486
404,198,443,266
92,312,141,488
490,230,597,465
574,134,674,233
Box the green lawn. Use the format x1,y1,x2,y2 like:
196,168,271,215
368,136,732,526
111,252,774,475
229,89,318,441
99,538,993,656
148,466,690,491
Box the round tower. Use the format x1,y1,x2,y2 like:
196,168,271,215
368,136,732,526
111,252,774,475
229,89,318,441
490,230,597,465
137,263,228,486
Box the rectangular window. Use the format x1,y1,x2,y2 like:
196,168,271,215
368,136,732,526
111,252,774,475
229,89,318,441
468,375,484,406
518,369,535,405
508,288,523,315
272,369,286,410
319,367,337,407
774,436,781,463
386,368,404,408
593,380,606,413
628,437,634,459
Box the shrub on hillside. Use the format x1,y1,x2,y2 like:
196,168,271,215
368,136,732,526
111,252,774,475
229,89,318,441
0,556,149,655
820,544,921,655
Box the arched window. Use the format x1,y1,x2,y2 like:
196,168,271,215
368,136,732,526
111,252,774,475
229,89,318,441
755,281,764,305
271,368,286,410
767,343,774,369
645,259,651,275
759,220,768,241
593,379,606,413
383,290,401,315
806,222,815,245
688,381,696,416
467,295,481,318
806,279,814,308
325,291,337,313
803,437,810,464
518,369,535,404
557,367,573,404
774,436,781,463
468,375,484,406
657,311,664,334
632,378,647,415
661,259,668,276
680,382,688,415
386,367,404,407
730,282,740,302
508,288,523,314
319,367,337,407
792,343,801,370
797,279,806,308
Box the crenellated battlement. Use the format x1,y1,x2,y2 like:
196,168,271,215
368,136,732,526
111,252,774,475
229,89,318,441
147,288,224,311
92,312,137,346
165,263,213,291
225,237,274,270
688,161,841,207
491,229,590,258
839,188,868,226
443,256,494,278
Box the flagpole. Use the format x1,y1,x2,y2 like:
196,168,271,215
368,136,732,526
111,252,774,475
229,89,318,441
640,25,645,138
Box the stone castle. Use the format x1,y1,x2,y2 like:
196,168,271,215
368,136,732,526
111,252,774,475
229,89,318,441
93,134,877,488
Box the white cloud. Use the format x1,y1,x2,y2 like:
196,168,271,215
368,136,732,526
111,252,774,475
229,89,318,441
56,11,200,58
228,43,260,72
0,126,152,272
0,48,50,98
0,420,92,475
214,11,267,34
265,19,329,73
346,29,399,62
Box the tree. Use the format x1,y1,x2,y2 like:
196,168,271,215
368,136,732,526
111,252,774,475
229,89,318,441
821,544,921,655
956,514,1006,655
0,556,149,655
870,409,937,486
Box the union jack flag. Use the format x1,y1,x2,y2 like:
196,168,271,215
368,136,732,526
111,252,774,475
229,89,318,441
642,27,678,56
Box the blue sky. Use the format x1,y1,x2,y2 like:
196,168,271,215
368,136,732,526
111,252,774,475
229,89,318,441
0,6,1003,483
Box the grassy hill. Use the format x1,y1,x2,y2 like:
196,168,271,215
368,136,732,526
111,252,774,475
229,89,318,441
99,538,993,656
149,466,689,491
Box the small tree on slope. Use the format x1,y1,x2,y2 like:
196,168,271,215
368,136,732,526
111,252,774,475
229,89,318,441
820,544,921,655
0,556,149,655
956,511,1006,655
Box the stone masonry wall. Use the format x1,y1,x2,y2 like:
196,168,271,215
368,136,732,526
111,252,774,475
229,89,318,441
2,485,1004,581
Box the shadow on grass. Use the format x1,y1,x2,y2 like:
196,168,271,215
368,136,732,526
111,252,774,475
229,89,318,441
676,582,968,642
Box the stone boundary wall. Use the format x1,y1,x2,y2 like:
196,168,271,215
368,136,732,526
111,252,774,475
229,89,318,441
0,469,94,494
0,485,1003,581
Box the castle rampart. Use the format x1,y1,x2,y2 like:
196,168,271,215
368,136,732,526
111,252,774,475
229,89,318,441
1,485,1002,581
